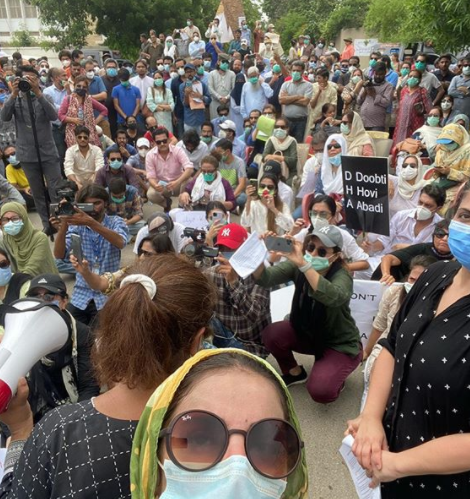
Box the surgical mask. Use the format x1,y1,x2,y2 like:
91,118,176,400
194,36,200,42
109,159,123,170
86,71,95,79
292,71,301,82
444,142,459,151
400,68,410,77
8,154,19,166
221,153,229,162
164,64,170,72
310,215,329,231
62,60,71,68
0,93,9,104
106,68,118,77
244,126,251,134
304,252,330,272
3,220,24,236
249,76,259,84
351,75,361,85
424,115,440,128
340,66,348,73
0,266,12,286
154,78,164,87
138,148,148,158
121,80,130,87
111,195,126,203
441,101,452,110
273,64,281,74
220,62,229,71
201,136,212,143
404,282,413,293
463,67,470,76
273,128,287,139
94,67,100,74
178,68,185,76
329,154,342,167
340,123,350,135
315,152,324,163
400,165,418,181
407,77,419,88
197,66,205,75
160,456,287,499
318,43,324,49
170,72,178,79
415,61,426,72
416,206,433,221
40,75,47,84
204,60,211,69
448,220,470,270
218,130,227,139
308,74,315,82
348,65,357,73
157,64,164,72
369,59,377,68
203,172,216,182
5,75,14,82
309,62,317,69
75,88,87,97
167,41,173,46
219,115,227,123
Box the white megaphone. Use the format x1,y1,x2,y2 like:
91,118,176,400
0,298,70,413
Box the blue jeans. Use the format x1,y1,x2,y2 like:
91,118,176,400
210,317,247,350
289,118,307,144
55,258,76,275
293,205,303,220
236,192,247,208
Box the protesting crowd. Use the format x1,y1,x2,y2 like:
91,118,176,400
0,14,467,499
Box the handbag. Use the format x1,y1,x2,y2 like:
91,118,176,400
413,90,425,116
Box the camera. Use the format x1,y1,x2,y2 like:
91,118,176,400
182,228,219,259
18,78,31,93
50,187,93,217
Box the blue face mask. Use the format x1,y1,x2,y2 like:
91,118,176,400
0,266,12,286
0,93,8,104
106,68,118,78
3,220,24,236
160,456,287,499
304,252,331,272
109,159,123,170
329,154,342,167
448,220,470,269
8,154,19,166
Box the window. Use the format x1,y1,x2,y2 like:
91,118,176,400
0,1,7,19
7,0,22,18
23,1,36,17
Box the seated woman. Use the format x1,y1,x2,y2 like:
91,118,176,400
257,225,362,403
261,117,298,186
58,75,108,148
290,194,370,275
440,94,454,126
204,200,229,247
452,113,470,131
0,247,30,305
0,255,216,498
177,155,235,211
340,110,375,156
432,123,470,213
316,133,348,197
411,106,443,159
388,154,428,217
241,173,294,235
130,349,308,499
0,202,58,276
310,103,340,137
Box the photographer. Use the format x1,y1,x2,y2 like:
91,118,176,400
0,65,63,233
51,184,129,325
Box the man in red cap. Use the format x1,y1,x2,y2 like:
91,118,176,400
204,223,271,357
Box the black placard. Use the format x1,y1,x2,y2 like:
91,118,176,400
341,155,390,236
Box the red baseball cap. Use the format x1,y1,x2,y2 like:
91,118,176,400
216,223,248,250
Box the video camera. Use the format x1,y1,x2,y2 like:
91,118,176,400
182,228,219,259
50,186,94,217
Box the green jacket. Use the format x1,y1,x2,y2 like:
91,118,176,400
257,261,361,357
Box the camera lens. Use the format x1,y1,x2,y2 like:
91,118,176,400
183,243,197,257
18,78,31,92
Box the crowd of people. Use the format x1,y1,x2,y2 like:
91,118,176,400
0,17,468,499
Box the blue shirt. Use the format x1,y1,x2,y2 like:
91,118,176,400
104,143,137,158
385,70,399,113
43,84,67,126
179,80,211,127
66,214,129,310
241,27,252,46
111,84,142,124
205,42,223,69
126,152,145,170
88,76,107,119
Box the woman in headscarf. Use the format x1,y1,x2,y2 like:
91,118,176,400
229,71,246,136
452,113,470,131
340,111,375,156
411,106,443,159
317,133,348,197
0,202,57,276
432,123,470,213
163,36,178,59
388,154,428,217
130,349,308,499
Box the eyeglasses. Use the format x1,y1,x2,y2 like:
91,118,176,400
138,249,157,257
434,230,449,239
76,135,89,140
0,260,10,269
309,210,331,219
327,144,342,150
29,292,62,302
370,57,378,61
402,162,418,168
155,139,168,145
1,216,21,223
306,243,331,258
159,410,303,479
219,114,229,118
259,183,274,190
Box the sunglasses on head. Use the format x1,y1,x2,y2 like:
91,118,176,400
434,229,449,239
327,143,342,150
155,139,168,145
306,243,330,258
159,410,303,479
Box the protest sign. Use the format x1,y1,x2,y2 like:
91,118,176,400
342,156,390,236
174,210,208,230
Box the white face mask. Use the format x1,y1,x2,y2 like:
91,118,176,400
218,130,227,139
400,165,418,181
441,101,452,111
157,64,165,72
314,152,324,164
177,68,185,76
416,205,433,221
310,215,330,230
170,72,178,79
138,148,148,158
404,282,413,293
86,71,95,80
308,74,315,82
194,36,200,42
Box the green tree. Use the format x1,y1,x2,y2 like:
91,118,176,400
11,23,38,47
275,12,307,51
323,0,371,41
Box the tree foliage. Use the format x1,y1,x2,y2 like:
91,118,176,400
323,0,371,41
365,0,470,53
10,23,38,47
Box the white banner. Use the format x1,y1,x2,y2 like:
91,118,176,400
174,210,208,230
270,279,385,347
353,39,379,57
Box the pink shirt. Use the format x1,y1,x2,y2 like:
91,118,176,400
145,144,194,182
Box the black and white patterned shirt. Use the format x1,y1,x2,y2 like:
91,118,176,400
0,400,137,499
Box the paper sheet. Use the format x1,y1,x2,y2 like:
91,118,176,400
339,435,381,499
229,231,267,279
296,171,316,199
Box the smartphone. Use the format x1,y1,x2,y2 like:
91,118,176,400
212,211,223,222
158,180,169,187
70,234,83,264
249,179,258,190
265,236,294,253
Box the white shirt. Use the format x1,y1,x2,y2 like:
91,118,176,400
388,175,421,218
133,222,186,255
63,144,104,183
130,75,155,108
241,199,294,235
419,71,442,94
278,181,294,212
301,155,320,186
377,208,442,254
175,141,209,171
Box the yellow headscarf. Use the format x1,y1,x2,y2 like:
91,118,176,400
434,124,470,182
130,348,309,499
